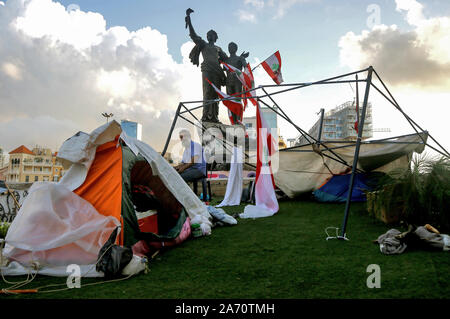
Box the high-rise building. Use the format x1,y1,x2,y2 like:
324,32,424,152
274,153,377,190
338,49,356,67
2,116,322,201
121,120,142,141
297,101,373,145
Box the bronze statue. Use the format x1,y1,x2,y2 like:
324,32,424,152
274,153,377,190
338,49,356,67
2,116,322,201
224,42,249,124
185,9,227,123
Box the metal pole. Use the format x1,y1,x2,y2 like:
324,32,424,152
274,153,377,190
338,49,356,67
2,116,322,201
161,103,182,157
355,74,359,127
317,108,325,143
340,66,373,239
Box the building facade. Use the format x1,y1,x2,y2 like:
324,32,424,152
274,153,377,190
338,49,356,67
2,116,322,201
6,145,65,183
242,106,279,149
121,120,142,141
0,147,7,169
297,101,373,145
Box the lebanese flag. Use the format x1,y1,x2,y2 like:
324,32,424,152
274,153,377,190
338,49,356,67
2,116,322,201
240,101,279,218
243,63,257,107
205,77,243,120
261,51,283,85
221,62,246,87
221,62,256,109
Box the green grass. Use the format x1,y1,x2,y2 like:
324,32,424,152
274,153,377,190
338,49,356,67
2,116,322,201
1,199,449,299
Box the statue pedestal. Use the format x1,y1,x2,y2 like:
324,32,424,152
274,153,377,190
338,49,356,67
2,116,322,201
199,121,247,170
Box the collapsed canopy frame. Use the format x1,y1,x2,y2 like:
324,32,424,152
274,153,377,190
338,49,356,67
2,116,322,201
162,65,449,239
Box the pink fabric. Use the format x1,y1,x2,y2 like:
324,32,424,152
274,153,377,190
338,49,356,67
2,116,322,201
5,182,119,267
131,217,192,256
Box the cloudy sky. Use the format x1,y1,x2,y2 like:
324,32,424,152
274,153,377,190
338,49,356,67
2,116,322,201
0,0,449,157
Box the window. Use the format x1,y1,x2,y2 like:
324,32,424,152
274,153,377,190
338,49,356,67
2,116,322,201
25,176,29,182
34,176,38,182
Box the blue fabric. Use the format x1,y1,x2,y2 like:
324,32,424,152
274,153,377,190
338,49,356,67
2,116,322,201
190,141,206,174
313,173,371,203
182,141,206,175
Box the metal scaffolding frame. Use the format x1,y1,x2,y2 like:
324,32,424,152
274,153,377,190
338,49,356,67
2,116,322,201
162,65,449,240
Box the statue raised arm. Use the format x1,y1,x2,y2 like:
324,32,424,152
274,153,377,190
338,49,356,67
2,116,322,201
184,8,226,123
185,9,202,47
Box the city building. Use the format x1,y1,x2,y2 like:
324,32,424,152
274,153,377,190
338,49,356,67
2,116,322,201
52,152,64,182
278,136,287,149
0,166,7,181
121,120,142,141
297,101,373,145
6,145,65,183
287,138,297,147
242,106,279,149
0,147,7,168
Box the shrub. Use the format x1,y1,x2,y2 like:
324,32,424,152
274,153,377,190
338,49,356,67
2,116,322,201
0,222,10,239
370,153,450,232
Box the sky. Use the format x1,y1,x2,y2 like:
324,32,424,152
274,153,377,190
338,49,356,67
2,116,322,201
0,0,449,158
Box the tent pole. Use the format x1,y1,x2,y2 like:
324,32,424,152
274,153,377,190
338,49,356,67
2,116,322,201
340,66,373,239
355,74,360,126
317,108,325,144
162,102,182,157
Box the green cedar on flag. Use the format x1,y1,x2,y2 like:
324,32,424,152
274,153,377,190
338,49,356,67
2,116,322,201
261,51,283,85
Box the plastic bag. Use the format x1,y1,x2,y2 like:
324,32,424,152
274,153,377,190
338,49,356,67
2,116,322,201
207,206,237,225
121,255,148,276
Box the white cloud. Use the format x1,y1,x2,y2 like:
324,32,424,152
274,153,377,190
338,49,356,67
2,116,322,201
244,0,265,10
2,62,22,80
0,0,202,153
237,10,257,23
271,0,316,19
338,0,450,89
395,0,425,26
337,0,450,156
239,0,316,21
14,0,105,50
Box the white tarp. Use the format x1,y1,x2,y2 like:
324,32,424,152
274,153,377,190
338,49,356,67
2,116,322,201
275,133,427,198
1,182,119,276
57,122,122,191
216,146,243,207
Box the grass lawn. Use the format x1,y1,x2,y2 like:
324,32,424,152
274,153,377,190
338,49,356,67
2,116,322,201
1,198,449,299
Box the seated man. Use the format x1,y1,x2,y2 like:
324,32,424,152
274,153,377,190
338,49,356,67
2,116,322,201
175,129,206,183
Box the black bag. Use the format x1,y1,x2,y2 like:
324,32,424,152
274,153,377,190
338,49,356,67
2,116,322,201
96,227,133,279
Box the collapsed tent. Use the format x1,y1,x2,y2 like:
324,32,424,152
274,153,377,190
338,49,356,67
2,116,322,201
2,121,212,277
274,132,428,199
313,172,385,203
